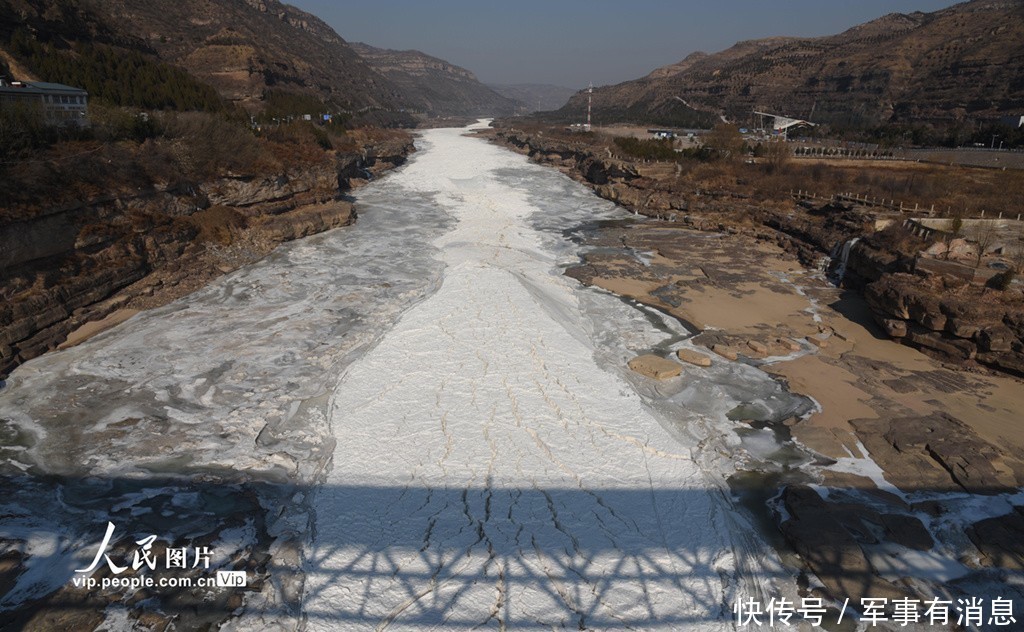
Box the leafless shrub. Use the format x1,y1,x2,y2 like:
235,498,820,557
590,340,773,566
971,222,999,268
159,112,266,177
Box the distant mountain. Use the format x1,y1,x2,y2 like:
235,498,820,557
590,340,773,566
0,0,522,120
352,42,519,118
554,0,1024,128
0,0,402,112
487,83,579,113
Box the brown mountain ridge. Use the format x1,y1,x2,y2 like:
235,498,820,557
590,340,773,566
557,0,1024,128
350,42,519,118
0,0,514,119
0,0,401,111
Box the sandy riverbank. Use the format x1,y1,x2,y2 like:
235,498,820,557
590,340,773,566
569,221,1024,457
57,309,140,350
567,218,1024,605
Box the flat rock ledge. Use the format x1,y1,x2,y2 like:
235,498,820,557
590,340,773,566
627,354,682,379
676,348,712,367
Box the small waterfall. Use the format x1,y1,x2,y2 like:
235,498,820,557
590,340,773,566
830,237,859,284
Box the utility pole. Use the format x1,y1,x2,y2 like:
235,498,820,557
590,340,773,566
586,82,593,132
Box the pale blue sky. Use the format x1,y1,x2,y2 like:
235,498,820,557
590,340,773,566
289,0,962,88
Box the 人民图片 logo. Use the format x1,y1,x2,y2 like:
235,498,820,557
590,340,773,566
72,522,245,591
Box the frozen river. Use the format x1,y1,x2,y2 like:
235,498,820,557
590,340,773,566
0,123,808,629
303,125,739,630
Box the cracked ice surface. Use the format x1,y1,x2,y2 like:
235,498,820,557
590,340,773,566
304,125,737,630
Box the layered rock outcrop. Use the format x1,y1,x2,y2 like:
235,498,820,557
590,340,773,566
0,140,413,378
492,129,1024,375
864,271,1024,374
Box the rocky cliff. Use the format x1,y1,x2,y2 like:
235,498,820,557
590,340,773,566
0,138,413,378
554,0,1024,127
351,42,519,117
492,129,762,226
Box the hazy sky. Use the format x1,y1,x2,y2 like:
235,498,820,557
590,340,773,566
289,0,962,89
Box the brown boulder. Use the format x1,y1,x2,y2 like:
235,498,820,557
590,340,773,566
746,340,768,356
806,336,828,348
906,330,976,361
977,326,1015,352
1003,311,1024,339
967,507,1024,570
945,316,982,339
780,486,910,603
939,295,986,322
711,345,739,361
851,415,1020,495
627,354,682,379
865,277,911,320
778,337,802,351
879,318,908,338
920,312,947,331
976,351,1024,376
676,348,712,367
880,513,934,551
907,293,943,329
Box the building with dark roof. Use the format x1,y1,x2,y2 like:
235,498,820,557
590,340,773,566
0,78,89,127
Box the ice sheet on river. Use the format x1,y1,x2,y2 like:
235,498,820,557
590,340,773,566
0,121,802,629
303,125,740,630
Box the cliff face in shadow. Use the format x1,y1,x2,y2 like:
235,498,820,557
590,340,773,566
0,136,414,379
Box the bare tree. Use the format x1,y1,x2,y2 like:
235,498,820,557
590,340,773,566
971,222,999,268
762,139,791,173
944,210,964,261
1011,229,1024,273
704,123,744,161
